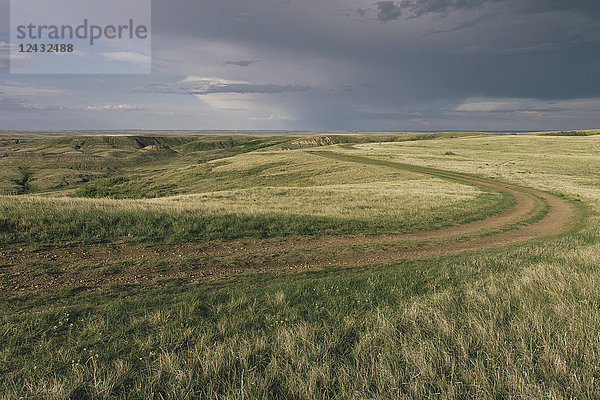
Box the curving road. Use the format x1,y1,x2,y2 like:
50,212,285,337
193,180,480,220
0,152,579,292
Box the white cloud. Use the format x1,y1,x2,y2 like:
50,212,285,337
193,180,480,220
85,104,143,111
249,113,294,121
183,76,248,85
0,41,37,70
0,82,72,96
0,98,67,111
100,51,151,65
455,97,600,117
196,93,252,110
140,76,309,96
456,101,521,112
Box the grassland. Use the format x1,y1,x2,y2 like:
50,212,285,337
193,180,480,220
1,131,599,399
0,134,510,244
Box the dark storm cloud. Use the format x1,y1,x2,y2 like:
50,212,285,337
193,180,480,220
222,60,260,67
430,15,491,33
512,0,600,14
374,0,501,21
2,0,600,130
376,2,403,21
139,0,600,129
373,0,600,20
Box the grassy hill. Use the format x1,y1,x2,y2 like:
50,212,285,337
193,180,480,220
0,133,510,244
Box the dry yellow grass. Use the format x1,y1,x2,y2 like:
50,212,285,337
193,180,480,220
149,179,484,219
345,134,600,198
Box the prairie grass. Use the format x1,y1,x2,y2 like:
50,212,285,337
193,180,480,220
0,133,497,197
2,230,600,398
0,140,512,244
1,132,600,399
343,134,600,196
0,177,505,244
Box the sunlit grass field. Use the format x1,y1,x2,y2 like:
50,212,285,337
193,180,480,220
0,136,510,244
1,131,599,399
0,178,505,244
344,133,600,196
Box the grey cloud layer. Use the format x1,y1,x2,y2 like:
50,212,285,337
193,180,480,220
139,80,309,96
150,0,600,101
0,98,66,111
375,2,403,21
1,0,600,130
375,0,600,21
222,60,260,67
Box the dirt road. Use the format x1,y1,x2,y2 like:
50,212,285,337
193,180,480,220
0,152,578,292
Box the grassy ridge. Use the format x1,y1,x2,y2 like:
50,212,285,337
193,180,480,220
0,135,514,244
0,186,510,244
0,132,495,197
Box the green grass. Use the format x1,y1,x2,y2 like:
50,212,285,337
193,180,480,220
0,134,514,244
1,131,600,399
0,132,501,197
541,130,600,136
0,186,510,244
2,231,599,398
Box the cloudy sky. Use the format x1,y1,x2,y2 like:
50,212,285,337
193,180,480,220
1,0,600,131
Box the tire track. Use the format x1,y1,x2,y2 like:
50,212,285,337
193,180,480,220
0,152,578,292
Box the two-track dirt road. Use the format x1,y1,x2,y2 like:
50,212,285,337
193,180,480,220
0,152,578,292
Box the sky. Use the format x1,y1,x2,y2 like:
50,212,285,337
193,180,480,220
1,0,600,131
